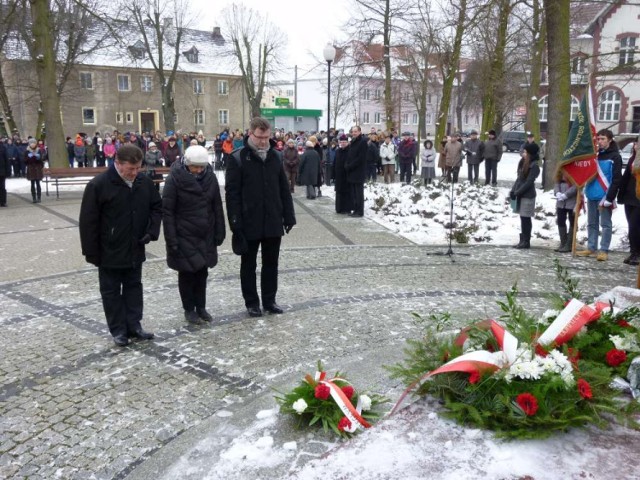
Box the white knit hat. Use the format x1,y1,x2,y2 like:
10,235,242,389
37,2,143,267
184,145,209,166
148,142,156,148
305,140,314,148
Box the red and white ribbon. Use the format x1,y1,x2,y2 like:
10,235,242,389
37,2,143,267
314,371,371,432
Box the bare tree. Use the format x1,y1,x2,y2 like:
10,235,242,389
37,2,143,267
0,0,19,136
222,4,286,119
348,0,416,132
129,0,194,133
543,0,570,187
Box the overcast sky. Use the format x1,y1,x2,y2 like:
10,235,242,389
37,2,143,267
189,0,352,79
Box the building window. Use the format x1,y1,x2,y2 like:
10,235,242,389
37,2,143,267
598,90,621,121
412,113,418,125
140,75,153,92
572,56,585,74
117,74,130,92
184,46,199,64
116,112,123,124
374,112,381,124
569,96,580,121
403,92,410,102
125,112,134,124
374,89,381,100
427,94,432,104
464,114,469,124
218,80,228,95
426,112,432,124
82,107,96,125
173,113,179,124
619,37,636,66
362,89,370,101
286,89,294,97
193,79,204,95
219,109,229,125
538,95,549,122
194,109,205,125
362,112,370,123
80,72,93,89
402,113,409,124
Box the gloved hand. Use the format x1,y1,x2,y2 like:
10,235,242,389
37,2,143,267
602,199,612,208
138,233,151,245
556,193,567,201
509,191,516,200
85,255,100,267
284,224,293,234
232,232,248,256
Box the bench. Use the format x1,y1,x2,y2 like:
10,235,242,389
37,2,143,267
43,166,172,198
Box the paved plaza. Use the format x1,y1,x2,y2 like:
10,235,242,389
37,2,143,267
1,182,639,479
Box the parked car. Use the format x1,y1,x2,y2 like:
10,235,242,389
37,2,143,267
620,142,633,168
501,131,527,152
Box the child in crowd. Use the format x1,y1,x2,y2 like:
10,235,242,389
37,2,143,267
553,171,577,252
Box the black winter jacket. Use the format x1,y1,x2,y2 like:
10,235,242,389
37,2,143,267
0,142,9,177
79,165,162,268
225,140,296,241
345,135,368,183
511,159,540,199
298,147,321,186
163,162,225,272
617,151,640,207
334,146,350,193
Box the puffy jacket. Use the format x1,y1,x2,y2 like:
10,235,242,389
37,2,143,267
163,162,225,272
79,165,162,268
585,143,622,202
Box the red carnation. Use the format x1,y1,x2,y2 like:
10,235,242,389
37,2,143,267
577,379,593,400
314,384,331,400
468,371,480,384
337,416,352,432
605,348,627,367
617,319,631,328
341,385,354,399
516,393,539,416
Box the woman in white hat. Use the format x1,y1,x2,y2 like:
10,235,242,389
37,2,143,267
162,145,225,324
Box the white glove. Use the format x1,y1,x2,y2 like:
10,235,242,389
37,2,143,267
556,193,567,201
602,199,612,208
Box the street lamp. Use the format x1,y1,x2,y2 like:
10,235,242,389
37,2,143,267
323,43,336,140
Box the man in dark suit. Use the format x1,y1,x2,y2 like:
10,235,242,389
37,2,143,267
345,126,368,217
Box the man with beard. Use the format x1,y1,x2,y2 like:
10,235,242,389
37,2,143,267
344,126,368,217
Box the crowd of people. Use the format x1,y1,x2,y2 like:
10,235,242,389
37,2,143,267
2,121,639,347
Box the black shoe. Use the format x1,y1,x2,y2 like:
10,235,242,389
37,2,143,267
264,303,284,314
348,212,363,217
247,306,263,317
624,254,640,266
131,328,154,340
113,335,129,347
0,204,6,207
196,308,213,322
185,310,201,324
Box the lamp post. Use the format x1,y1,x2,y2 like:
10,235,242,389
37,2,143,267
323,43,336,140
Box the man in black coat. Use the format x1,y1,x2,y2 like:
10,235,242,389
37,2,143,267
345,126,368,217
225,117,296,317
333,134,352,214
79,144,162,346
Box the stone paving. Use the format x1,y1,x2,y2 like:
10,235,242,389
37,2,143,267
0,186,638,479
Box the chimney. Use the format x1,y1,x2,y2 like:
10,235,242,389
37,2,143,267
212,26,221,38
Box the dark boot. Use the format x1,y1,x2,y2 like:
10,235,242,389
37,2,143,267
558,226,573,253
516,235,531,249
623,252,640,266
513,234,524,248
32,193,37,203
554,225,567,252
37,193,41,203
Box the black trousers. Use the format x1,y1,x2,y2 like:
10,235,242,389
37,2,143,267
349,182,364,215
520,216,532,239
30,180,41,197
625,204,640,254
0,176,6,205
98,264,143,338
240,237,281,308
556,207,575,229
400,163,412,184
178,267,209,311
485,159,498,185
467,164,479,183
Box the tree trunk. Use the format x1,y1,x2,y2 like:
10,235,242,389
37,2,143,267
543,0,571,187
435,0,466,145
382,0,394,132
161,81,175,133
29,0,66,168
481,0,510,136
0,69,18,136
525,0,545,146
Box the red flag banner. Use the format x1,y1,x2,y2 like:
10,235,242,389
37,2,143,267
559,88,598,187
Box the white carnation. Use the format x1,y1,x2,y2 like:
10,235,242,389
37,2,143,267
359,394,372,411
292,398,308,415
609,333,640,352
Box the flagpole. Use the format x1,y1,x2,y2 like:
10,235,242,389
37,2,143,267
571,186,582,255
